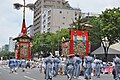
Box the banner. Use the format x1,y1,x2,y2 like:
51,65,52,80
62,40,70,56
18,42,30,59
70,29,89,58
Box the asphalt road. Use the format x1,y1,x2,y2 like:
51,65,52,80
0,65,114,80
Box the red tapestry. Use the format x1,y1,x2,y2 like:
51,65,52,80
70,29,89,58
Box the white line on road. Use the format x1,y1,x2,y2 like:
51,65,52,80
0,67,18,74
26,72,31,74
24,76,36,80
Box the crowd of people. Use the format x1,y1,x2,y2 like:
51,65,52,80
1,54,119,80
8,57,27,73
41,54,120,80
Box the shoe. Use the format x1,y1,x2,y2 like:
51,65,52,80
73,76,77,78
22,70,25,72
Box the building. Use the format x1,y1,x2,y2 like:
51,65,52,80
81,12,99,18
33,0,81,34
91,46,120,62
9,37,15,52
0,48,2,52
91,43,120,62
2,44,9,51
27,25,34,36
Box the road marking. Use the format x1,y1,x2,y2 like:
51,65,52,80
0,67,18,75
24,76,36,80
26,72,30,74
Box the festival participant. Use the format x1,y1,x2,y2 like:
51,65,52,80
113,55,120,80
84,53,94,80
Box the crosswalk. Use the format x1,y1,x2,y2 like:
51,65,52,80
0,65,9,69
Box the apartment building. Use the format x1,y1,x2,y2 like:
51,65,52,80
33,0,81,34
9,37,15,52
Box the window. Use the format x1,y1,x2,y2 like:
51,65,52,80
75,12,77,16
60,11,62,14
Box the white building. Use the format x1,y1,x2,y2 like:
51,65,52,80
9,37,15,52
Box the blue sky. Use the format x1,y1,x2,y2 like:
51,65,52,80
0,0,120,48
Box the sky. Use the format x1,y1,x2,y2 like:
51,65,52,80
0,0,120,48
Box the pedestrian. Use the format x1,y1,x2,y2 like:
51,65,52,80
94,57,102,78
66,54,74,80
20,58,26,72
64,56,69,75
43,53,53,80
59,55,66,75
84,53,94,80
8,57,14,73
73,54,82,79
113,54,120,80
13,57,18,72
53,55,61,76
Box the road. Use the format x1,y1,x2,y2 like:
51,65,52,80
0,65,114,80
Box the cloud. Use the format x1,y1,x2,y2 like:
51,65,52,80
68,0,120,13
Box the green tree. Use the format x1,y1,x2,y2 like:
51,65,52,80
0,50,14,59
70,14,92,30
31,32,54,57
55,29,69,55
88,7,120,61
31,29,69,57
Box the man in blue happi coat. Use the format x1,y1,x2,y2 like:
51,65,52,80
94,57,102,78
13,57,18,72
73,54,82,78
66,54,74,80
20,58,26,72
84,54,94,80
8,57,14,73
53,55,61,76
44,53,53,80
113,55,120,80
64,56,69,75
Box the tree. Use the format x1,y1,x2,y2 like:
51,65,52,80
31,32,54,57
88,7,120,61
31,29,69,57
0,50,14,59
55,29,69,55
70,15,93,30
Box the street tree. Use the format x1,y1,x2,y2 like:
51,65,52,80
31,32,54,57
31,29,69,57
88,7,120,61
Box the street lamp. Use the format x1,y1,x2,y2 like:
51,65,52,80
13,0,34,20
